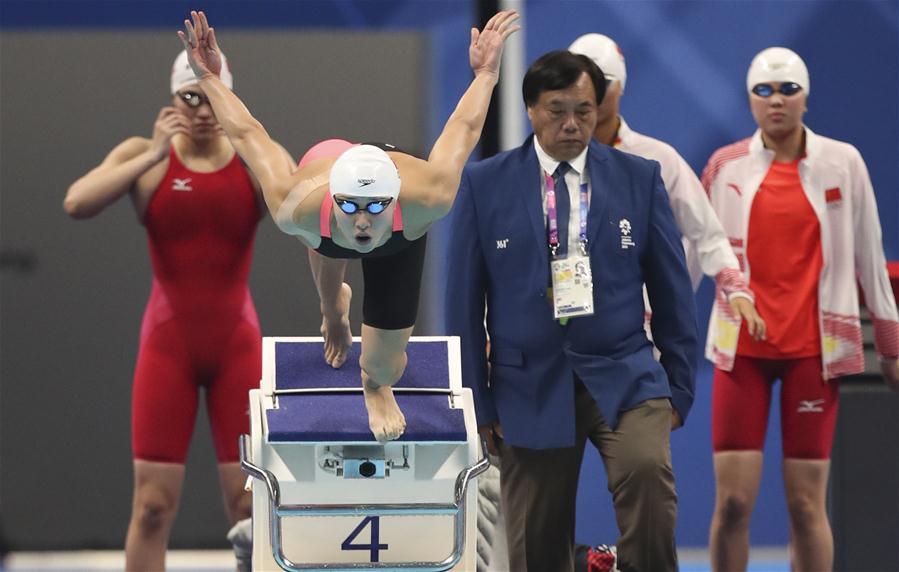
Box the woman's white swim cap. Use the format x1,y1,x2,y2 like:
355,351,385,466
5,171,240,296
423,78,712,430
171,49,233,94
329,145,401,199
746,47,809,95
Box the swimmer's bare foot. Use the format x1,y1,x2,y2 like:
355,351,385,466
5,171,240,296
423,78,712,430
321,283,352,368
361,375,406,442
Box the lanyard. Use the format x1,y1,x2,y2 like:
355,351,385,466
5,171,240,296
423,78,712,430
545,170,589,257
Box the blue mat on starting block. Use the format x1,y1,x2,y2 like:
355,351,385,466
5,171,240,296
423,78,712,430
267,393,466,442
267,341,466,442
274,341,450,390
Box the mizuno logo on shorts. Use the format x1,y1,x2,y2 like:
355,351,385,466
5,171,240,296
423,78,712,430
797,399,825,413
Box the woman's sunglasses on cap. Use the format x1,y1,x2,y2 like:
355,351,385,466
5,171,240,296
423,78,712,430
751,82,803,97
177,90,211,108
334,197,393,215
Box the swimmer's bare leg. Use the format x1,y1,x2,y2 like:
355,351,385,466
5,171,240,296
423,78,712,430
360,323,412,441
308,248,352,368
125,461,185,571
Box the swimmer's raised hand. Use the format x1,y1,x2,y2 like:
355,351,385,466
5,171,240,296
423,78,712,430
470,10,520,79
178,10,224,83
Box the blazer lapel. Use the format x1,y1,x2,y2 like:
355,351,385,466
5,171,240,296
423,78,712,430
585,141,610,253
516,139,549,280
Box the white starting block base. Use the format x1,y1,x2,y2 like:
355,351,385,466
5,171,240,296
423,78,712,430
243,337,485,571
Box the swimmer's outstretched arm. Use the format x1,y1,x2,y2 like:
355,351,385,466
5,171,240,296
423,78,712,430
397,10,520,220
64,108,190,219
178,11,301,218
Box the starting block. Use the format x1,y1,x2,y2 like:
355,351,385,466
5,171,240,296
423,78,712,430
241,336,488,571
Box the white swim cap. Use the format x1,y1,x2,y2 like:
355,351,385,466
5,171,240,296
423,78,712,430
746,47,809,95
568,33,627,91
329,145,401,200
170,49,233,94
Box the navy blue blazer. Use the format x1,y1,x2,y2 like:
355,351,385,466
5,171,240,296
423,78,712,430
444,137,698,449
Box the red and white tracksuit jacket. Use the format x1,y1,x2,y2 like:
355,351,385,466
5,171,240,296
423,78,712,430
701,127,899,378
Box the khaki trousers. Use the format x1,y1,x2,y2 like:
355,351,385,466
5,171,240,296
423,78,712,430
499,380,678,572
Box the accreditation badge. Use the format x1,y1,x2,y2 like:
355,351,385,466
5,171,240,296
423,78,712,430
550,254,594,320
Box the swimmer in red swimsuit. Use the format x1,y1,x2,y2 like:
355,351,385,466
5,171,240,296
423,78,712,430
177,9,519,443
64,51,291,571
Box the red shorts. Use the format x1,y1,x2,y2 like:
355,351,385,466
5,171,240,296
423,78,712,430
712,355,839,459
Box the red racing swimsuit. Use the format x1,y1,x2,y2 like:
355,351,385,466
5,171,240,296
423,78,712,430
131,147,261,463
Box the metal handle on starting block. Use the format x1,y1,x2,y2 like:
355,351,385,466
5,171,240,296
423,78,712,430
239,434,490,572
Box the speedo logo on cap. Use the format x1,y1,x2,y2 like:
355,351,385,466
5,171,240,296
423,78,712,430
358,179,375,186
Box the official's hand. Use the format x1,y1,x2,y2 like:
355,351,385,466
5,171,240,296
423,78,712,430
671,409,683,430
479,422,504,455
881,359,899,392
178,10,224,82
730,296,766,341
469,10,520,79
149,106,190,161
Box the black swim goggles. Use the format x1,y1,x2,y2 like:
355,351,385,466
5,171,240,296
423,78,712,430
176,90,211,108
334,196,393,215
751,82,803,97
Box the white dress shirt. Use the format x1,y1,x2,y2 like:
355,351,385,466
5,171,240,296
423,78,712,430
534,138,590,257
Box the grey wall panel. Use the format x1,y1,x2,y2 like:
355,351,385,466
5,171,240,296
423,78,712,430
831,382,899,572
0,30,430,549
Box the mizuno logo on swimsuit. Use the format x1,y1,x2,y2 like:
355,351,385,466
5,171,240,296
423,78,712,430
797,399,825,413
358,179,375,187
172,178,193,192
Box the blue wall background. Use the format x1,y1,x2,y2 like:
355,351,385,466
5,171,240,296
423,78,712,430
4,0,897,550
521,0,898,259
